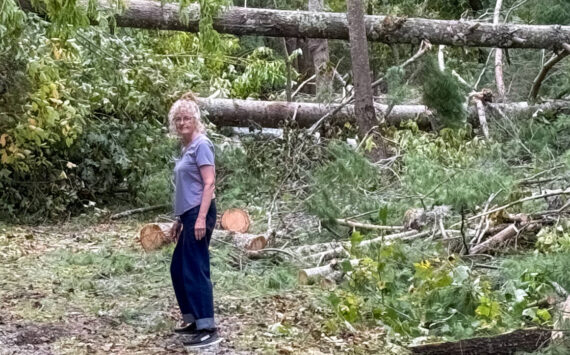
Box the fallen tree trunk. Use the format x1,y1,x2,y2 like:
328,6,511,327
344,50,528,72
298,259,359,285
409,328,551,354
296,229,428,266
232,233,268,251
470,224,518,254
196,98,570,129
110,204,170,220
335,218,404,231
18,0,570,49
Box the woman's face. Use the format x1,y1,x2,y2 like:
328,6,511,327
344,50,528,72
175,109,196,137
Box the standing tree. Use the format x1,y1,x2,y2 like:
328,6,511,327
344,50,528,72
346,0,386,157
308,0,332,99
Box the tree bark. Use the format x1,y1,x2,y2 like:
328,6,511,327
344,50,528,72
347,0,376,136
470,224,518,255
529,49,570,101
298,259,359,285
347,0,388,157
409,328,551,355
308,0,332,99
196,97,570,128
494,0,506,102
18,0,570,50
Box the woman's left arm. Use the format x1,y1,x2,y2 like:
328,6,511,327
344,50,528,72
195,165,215,240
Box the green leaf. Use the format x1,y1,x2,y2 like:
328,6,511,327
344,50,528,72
378,206,388,225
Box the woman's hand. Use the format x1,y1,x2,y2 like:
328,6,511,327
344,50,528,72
195,216,206,240
170,220,182,243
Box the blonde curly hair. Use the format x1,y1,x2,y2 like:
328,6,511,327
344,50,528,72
168,91,205,136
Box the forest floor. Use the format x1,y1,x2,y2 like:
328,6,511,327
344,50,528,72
0,219,388,354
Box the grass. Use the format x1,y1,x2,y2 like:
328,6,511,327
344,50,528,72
1,220,386,353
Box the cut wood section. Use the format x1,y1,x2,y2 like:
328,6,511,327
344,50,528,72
299,259,359,285
195,98,570,129
336,218,404,231
18,0,570,49
221,208,250,233
139,223,172,251
470,224,518,254
409,328,551,354
232,233,268,251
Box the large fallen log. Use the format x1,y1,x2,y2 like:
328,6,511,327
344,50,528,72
409,328,551,354
196,98,570,129
18,0,570,49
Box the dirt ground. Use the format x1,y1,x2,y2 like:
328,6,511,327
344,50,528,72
0,221,388,354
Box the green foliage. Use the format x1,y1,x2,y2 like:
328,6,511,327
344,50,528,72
421,57,468,130
397,127,514,210
230,47,289,99
0,3,288,219
536,223,570,253
329,240,560,343
516,0,570,25
496,113,570,164
385,66,410,107
305,142,386,222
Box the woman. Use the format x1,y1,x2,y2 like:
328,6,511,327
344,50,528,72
168,92,220,348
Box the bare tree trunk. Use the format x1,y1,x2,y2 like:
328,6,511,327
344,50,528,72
494,0,506,102
19,0,570,50
308,0,332,99
347,0,387,157
196,97,570,128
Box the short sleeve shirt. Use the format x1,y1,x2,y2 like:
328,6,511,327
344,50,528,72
174,134,215,216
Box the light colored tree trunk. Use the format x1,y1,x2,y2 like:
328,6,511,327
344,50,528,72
19,0,570,49
196,97,570,129
494,0,506,102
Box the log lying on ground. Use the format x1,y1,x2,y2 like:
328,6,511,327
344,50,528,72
110,204,170,220
18,0,570,49
295,230,429,265
335,218,404,231
139,223,172,251
197,98,570,129
138,222,267,251
232,233,268,251
409,328,551,354
221,208,250,233
299,259,359,285
470,224,518,255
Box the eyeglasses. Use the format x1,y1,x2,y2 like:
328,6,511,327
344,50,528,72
174,116,194,123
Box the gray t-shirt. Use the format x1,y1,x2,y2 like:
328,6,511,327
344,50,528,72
174,134,215,216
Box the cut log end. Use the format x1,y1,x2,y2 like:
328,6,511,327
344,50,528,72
139,223,172,251
233,233,268,251
221,208,251,233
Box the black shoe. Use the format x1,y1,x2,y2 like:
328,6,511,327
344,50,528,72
183,329,222,349
174,322,197,334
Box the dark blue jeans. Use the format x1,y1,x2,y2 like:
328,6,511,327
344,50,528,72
170,201,217,330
